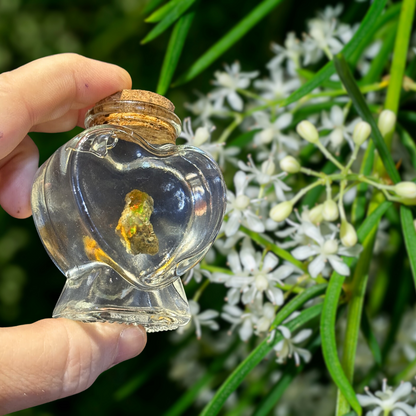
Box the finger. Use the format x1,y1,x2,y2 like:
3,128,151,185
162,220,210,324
0,319,146,414
0,53,132,160
0,135,39,218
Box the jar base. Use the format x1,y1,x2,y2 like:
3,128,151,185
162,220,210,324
52,265,191,332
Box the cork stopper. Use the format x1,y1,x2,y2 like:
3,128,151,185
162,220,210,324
85,89,181,146
97,89,175,112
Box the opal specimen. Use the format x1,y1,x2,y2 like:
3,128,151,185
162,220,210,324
116,189,159,255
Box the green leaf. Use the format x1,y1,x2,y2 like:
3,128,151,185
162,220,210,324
333,53,401,184
141,0,196,44
400,205,416,289
173,0,285,86
146,0,181,22
200,287,326,416
278,0,388,108
356,201,392,242
361,310,382,366
240,226,307,272
143,0,166,16
252,335,321,416
156,10,195,95
321,273,362,415
397,124,416,171
361,22,397,84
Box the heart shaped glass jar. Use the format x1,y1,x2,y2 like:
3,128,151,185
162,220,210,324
31,90,226,332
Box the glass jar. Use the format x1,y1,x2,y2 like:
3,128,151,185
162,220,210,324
31,90,226,332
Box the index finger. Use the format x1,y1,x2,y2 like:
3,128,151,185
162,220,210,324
0,53,132,160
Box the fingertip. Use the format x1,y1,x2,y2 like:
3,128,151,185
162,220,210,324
112,325,147,367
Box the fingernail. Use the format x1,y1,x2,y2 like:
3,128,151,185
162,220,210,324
113,326,147,365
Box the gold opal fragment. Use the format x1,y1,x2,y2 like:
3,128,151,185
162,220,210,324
116,189,159,255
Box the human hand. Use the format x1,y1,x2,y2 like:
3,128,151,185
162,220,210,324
0,54,147,414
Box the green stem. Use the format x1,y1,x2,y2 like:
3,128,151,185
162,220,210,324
193,279,210,302
315,141,346,171
216,114,243,144
384,0,416,148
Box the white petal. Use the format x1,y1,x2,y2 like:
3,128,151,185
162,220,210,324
228,250,242,273
356,394,380,407
391,382,413,401
227,91,243,111
267,287,284,305
308,255,326,278
291,245,315,260
273,264,295,281
239,318,253,342
225,211,241,236
277,325,291,339
292,328,312,343
263,252,279,271
198,310,219,321
210,272,231,283
393,404,415,416
244,211,266,233
275,112,293,130
226,288,241,305
242,285,256,304
295,347,312,363
328,255,350,276
240,251,257,272
304,222,325,245
234,171,248,195
338,244,363,257
331,105,344,126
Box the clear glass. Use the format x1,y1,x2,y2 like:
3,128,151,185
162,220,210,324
31,102,226,332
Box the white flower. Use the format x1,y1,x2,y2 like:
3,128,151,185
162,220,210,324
226,171,265,236
188,300,220,340
210,61,259,111
238,155,291,201
221,304,256,341
254,66,300,101
357,380,416,416
251,111,297,152
185,91,228,126
223,239,295,305
272,325,312,366
183,263,211,285
302,5,346,64
291,222,362,278
179,117,240,169
267,33,303,76
320,105,359,152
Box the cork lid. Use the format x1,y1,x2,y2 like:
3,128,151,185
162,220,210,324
86,89,181,146
97,89,175,112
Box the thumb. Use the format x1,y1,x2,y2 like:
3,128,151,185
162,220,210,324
0,318,146,414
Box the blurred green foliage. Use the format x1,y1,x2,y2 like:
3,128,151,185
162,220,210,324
0,0,364,414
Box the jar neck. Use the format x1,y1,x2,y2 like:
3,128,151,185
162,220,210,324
85,100,181,146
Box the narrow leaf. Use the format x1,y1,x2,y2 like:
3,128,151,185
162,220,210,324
397,124,416,171
156,10,195,95
361,310,382,366
173,0,285,86
252,335,321,416
400,205,416,289
143,0,166,16
200,287,326,416
146,0,182,22
141,0,196,44
356,201,392,242
334,53,401,184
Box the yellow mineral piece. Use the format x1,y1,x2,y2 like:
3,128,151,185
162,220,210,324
116,189,159,255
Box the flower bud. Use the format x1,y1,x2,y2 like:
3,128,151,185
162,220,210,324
322,239,339,255
296,120,319,144
352,121,371,146
309,204,324,224
194,127,210,146
322,200,339,222
378,110,396,137
279,156,300,173
394,181,416,199
270,201,293,223
262,159,275,176
340,221,358,247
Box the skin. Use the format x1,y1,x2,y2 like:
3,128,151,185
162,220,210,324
0,54,147,415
